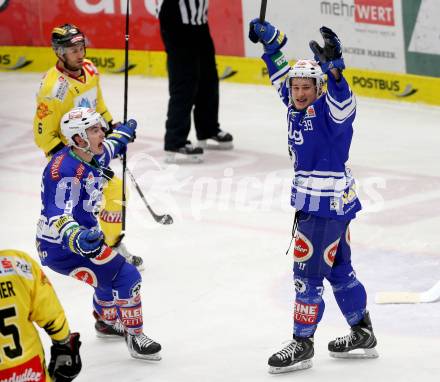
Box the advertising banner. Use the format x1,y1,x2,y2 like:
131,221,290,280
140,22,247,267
0,0,244,56
243,0,406,73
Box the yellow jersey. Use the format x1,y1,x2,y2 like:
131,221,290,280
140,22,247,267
0,250,70,382
33,59,113,156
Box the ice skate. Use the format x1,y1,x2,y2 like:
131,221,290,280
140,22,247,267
268,336,314,374
328,311,379,359
165,140,203,163
93,311,125,339
197,130,233,150
125,332,162,361
112,242,144,272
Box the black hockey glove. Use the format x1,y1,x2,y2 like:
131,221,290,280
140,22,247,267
309,26,345,73
48,332,82,382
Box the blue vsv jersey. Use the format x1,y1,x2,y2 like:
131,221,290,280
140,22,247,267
36,139,124,245
263,52,362,221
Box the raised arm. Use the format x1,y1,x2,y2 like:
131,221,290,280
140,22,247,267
310,26,356,133
249,19,291,106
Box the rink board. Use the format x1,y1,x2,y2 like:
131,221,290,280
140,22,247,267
0,46,439,106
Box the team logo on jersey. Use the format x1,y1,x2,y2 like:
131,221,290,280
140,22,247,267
305,105,316,118
85,172,95,187
69,267,98,287
130,282,142,297
294,301,319,324
36,102,53,120
293,231,314,262
330,197,340,211
323,238,340,267
294,278,307,294
90,246,117,265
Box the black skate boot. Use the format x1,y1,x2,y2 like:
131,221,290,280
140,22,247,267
165,140,203,163
328,311,379,358
93,311,125,339
198,130,233,150
125,332,162,361
268,336,314,374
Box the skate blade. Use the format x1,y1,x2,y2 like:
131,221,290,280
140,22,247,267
129,351,162,361
164,152,203,164
95,332,124,340
268,359,312,374
330,347,379,359
198,140,233,150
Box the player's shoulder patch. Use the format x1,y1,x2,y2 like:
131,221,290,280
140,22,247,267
51,74,70,101
83,59,99,75
49,152,67,180
73,163,86,185
305,105,316,118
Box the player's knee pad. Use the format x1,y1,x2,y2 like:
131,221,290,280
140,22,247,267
331,276,367,326
294,276,325,337
113,262,143,334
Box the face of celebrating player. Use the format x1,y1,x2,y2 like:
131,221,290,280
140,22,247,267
290,78,318,111
86,124,106,156
62,44,85,72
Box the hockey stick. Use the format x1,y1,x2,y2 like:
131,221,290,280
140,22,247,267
125,167,173,225
249,0,268,43
259,0,267,22
375,280,440,304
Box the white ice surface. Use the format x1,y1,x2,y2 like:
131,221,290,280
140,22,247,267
0,72,439,381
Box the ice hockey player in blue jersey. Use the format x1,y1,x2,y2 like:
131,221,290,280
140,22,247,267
36,107,161,361
249,21,378,373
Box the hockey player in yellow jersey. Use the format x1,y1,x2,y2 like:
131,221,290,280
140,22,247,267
32,23,143,271
0,249,81,381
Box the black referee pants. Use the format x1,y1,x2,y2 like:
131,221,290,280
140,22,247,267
160,24,220,150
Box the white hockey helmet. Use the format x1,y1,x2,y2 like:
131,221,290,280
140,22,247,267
61,107,107,151
288,60,325,98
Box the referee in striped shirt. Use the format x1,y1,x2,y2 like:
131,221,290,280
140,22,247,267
157,0,233,162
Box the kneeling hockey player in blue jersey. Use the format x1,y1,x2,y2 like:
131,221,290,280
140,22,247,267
249,21,378,373
36,107,161,361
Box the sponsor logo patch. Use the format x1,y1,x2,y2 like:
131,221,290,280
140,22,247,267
36,102,52,120
90,246,117,265
0,355,44,381
354,0,395,26
53,76,69,101
293,231,314,262
294,302,319,324
324,238,340,267
99,210,122,223
50,153,66,180
69,267,98,287
305,105,316,118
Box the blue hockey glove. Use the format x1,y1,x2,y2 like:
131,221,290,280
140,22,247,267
249,19,287,55
309,26,345,73
107,119,137,146
63,226,104,258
